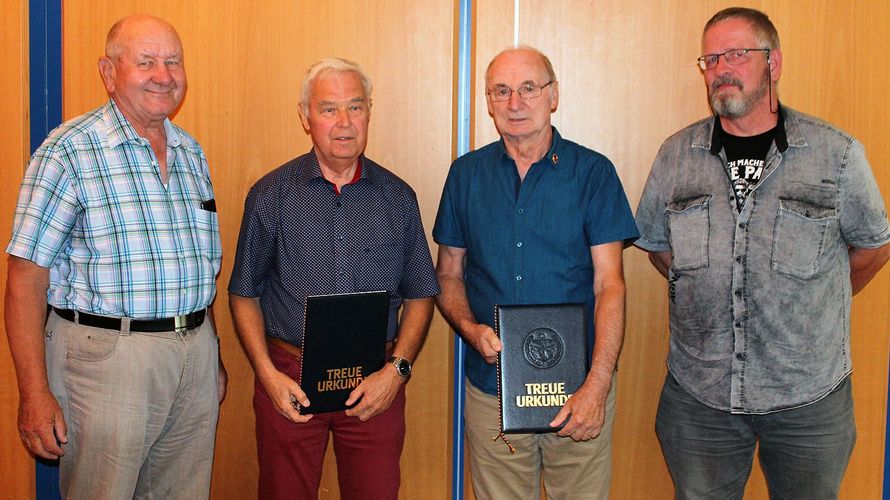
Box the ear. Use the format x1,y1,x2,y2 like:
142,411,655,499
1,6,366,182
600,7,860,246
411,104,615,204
98,56,116,94
298,104,311,133
768,48,782,82
549,81,559,113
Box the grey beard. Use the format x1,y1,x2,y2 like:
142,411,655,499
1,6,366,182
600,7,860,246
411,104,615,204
710,80,769,119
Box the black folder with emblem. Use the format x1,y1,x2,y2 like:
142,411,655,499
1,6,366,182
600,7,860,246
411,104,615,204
495,303,589,433
298,291,390,415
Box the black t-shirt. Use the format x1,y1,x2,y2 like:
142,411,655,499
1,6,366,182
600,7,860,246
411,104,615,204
719,124,776,209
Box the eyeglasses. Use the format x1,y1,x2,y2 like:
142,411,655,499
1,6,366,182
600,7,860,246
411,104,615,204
697,48,770,71
486,81,554,102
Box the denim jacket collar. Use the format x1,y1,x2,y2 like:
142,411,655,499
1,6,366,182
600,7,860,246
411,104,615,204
695,104,796,156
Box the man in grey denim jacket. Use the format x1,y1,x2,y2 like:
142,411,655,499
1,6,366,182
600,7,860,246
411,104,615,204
635,7,890,500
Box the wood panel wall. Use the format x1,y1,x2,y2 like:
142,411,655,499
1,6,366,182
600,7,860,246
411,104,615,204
2,1,887,499
472,1,889,499
61,1,455,499
0,0,33,497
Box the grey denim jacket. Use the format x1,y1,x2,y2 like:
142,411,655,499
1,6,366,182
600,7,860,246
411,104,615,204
635,106,889,413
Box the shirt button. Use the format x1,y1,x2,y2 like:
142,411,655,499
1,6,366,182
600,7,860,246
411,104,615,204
336,200,342,208
516,242,523,248
515,275,522,281
734,290,742,298
735,256,742,263
734,322,742,328
337,235,344,241
738,222,746,229
735,353,746,361
517,208,524,214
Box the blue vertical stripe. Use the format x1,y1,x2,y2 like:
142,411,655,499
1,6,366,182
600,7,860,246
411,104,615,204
452,0,472,499
29,0,62,154
28,1,63,499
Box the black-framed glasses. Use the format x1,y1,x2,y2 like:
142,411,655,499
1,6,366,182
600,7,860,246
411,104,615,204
697,48,770,71
486,81,554,102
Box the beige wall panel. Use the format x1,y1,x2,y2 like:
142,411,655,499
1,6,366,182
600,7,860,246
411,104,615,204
0,0,33,499
14,1,888,499
765,2,890,498
62,1,455,498
474,1,888,499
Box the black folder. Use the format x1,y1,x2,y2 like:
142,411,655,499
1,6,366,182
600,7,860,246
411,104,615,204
496,303,589,433
298,291,390,414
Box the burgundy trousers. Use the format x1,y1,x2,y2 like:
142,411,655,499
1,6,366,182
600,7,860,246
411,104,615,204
254,340,406,500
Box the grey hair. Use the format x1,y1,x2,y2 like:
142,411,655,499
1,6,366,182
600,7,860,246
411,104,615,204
485,45,557,84
704,7,781,50
299,58,372,113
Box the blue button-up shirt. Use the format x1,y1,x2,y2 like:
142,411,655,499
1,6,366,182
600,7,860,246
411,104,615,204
635,107,890,413
434,128,639,395
8,100,221,318
228,150,440,344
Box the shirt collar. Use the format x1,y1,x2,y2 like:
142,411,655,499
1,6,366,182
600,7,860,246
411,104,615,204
297,148,373,184
706,104,790,155
497,126,564,167
101,99,181,149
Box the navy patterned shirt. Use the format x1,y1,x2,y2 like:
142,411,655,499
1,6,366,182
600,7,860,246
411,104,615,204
228,149,440,344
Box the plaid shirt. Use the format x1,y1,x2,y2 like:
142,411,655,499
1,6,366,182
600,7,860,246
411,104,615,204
8,100,221,318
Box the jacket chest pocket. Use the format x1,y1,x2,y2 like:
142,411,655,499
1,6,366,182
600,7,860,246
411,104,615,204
771,199,837,279
666,195,711,271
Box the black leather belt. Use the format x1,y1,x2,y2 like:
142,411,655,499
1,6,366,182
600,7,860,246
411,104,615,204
52,307,206,333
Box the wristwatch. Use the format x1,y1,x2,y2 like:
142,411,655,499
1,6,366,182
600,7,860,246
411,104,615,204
389,356,412,379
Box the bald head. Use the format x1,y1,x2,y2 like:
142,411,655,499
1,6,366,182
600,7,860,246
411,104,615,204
105,15,181,61
485,46,556,86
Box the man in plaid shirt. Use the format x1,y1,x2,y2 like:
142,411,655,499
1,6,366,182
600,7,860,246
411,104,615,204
6,14,225,499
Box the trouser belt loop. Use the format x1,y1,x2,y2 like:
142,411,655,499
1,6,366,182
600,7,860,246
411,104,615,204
120,317,132,336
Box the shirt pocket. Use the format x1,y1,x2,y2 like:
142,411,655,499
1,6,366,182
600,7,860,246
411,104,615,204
771,199,837,279
666,195,711,271
193,207,222,262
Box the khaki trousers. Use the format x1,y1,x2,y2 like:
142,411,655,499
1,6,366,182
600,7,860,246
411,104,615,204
465,375,617,500
45,310,219,499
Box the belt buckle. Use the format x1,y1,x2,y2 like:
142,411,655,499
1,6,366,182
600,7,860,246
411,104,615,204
174,314,188,334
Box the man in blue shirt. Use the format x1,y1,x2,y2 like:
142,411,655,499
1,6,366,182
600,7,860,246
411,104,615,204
434,46,638,498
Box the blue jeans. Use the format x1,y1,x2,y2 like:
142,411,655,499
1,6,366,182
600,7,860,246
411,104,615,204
655,373,855,500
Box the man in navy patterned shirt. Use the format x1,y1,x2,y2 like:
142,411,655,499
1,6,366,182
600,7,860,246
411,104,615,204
6,15,225,499
229,58,439,500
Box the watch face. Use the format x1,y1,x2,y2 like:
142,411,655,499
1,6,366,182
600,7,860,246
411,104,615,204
393,357,411,377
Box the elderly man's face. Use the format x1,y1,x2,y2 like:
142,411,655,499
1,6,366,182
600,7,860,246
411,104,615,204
300,71,370,170
100,18,187,130
702,18,773,119
485,49,558,144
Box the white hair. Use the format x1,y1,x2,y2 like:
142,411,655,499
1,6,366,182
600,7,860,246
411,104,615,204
299,58,372,113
